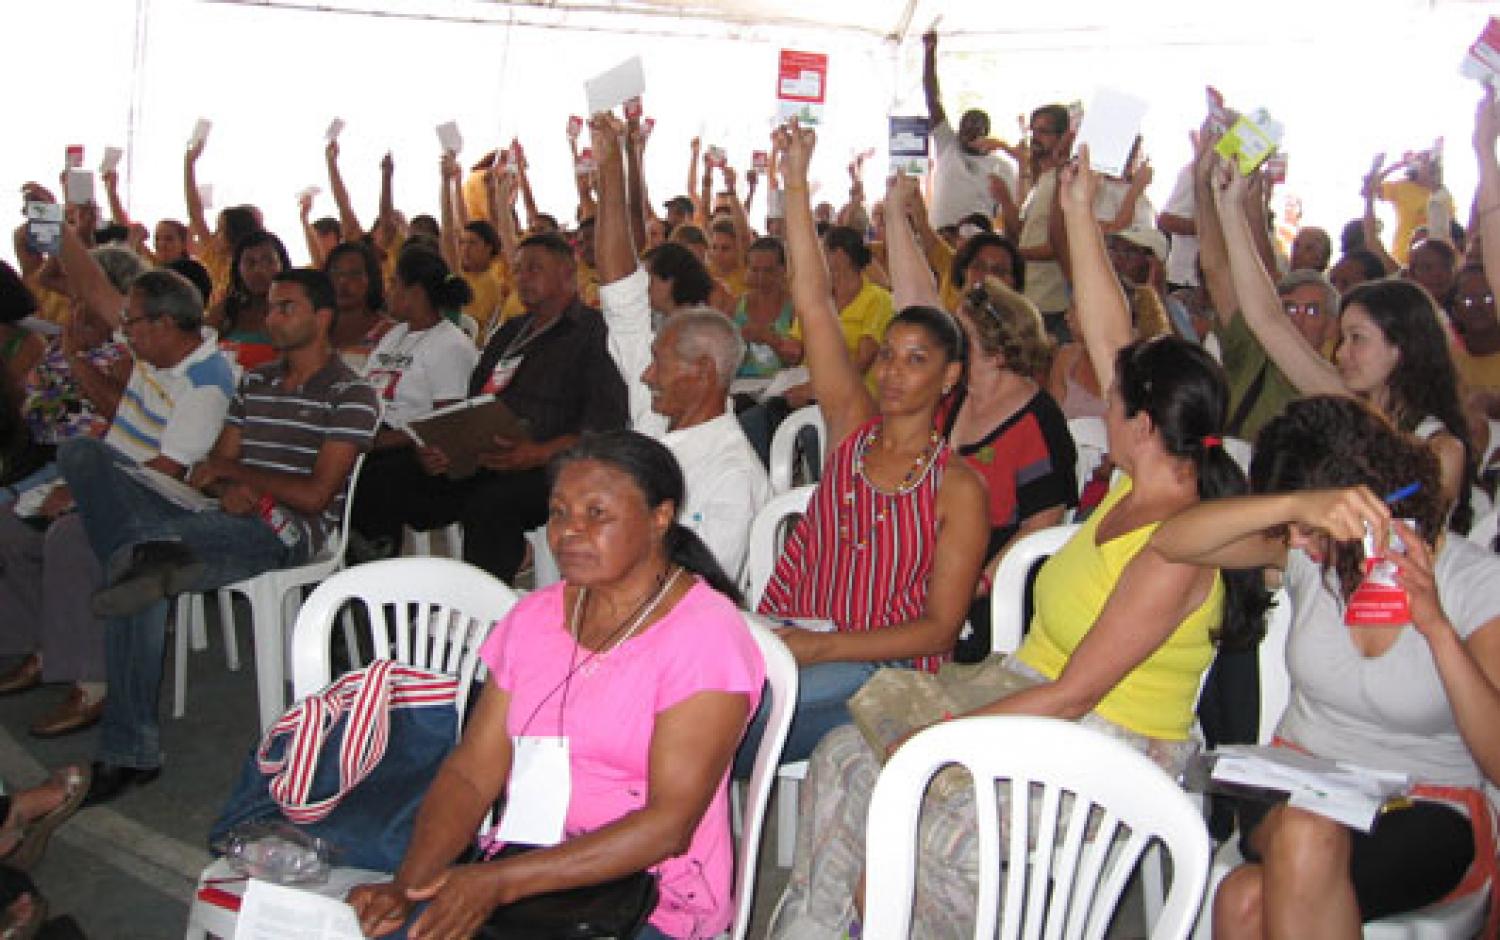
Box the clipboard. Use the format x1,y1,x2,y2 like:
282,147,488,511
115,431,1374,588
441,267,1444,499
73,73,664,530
405,396,532,481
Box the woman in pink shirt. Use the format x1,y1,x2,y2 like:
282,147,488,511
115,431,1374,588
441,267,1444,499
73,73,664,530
349,430,764,940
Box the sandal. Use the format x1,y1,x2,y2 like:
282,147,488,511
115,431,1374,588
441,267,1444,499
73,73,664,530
3,766,90,871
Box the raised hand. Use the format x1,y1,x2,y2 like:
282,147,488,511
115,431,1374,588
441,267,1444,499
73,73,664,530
325,139,340,164
776,120,817,187
589,112,625,164
381,152,394,177
1475,86,1500,159
1057,146,1099,216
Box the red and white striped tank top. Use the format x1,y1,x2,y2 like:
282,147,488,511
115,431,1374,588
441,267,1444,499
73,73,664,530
759,417,951,673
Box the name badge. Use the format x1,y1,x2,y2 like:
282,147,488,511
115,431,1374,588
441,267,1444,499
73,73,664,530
481,356,524,395
367,368,403,401
494,735,570,846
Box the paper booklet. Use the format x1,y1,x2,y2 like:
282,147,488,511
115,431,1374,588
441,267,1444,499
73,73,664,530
1205,745,1411,832
403,396,533,481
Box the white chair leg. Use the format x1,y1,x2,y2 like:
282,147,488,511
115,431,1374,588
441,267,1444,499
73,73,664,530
218,590,239,672
775,776,799,868
188,593,208,651
246,580,288,733
1141,840,1166,934
172,597,190,719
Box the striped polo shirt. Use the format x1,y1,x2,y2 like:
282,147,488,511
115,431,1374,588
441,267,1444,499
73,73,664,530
105,338,237,465
227,355,379,553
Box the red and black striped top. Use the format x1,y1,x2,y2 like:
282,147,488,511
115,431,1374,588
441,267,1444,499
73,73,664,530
759,418,950,673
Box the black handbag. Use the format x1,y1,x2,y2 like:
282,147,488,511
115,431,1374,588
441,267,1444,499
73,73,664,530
473,844,659,940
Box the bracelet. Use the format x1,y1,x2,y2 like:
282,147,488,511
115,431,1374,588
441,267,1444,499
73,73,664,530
783,184,809,194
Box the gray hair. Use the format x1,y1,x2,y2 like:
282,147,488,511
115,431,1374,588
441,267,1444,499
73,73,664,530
665,306,744,389
91,246,148,294
1276,268,1339,314
131,269,205,332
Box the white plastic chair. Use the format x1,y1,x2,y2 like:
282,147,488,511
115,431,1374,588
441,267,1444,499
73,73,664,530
404,522,465,559
740,485,814,608
185,556,518,940
726,614,799,940
768,405,826,495
1222,436,1253,477
1067,416,1109,497
989,524,1079,655
863,715,1212,940
215,455,365,733
1467,507,1498,548
170,591,239,719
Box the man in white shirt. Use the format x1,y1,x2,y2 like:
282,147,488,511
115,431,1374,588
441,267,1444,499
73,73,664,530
592,111,770,579
922,30,1017,231
1017,104,1074,336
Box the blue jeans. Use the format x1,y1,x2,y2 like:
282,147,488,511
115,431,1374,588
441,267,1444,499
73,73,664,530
733,660,880,778
58,438,307,768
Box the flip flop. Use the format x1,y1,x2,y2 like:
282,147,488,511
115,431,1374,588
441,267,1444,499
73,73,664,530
5,766,90,871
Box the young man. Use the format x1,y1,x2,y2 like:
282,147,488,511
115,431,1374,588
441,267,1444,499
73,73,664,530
67,268,379,805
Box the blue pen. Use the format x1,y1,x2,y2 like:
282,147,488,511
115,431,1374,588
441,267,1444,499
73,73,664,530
1384,482,1420,505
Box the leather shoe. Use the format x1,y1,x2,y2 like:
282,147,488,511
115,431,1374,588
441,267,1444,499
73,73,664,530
82,762,160,808
91,541,206,618
0,654,41,695
28,687,105,738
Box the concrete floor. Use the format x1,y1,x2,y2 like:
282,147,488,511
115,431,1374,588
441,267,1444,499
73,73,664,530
0,595,1154,939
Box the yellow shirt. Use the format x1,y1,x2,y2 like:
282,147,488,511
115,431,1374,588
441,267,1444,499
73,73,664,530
491,258,525,323
790,278,894,355
1380,179,1454,266
463,171,492,223
461,267,504,341
577,263,601,309
26,278,71,326
1454,345,1500,396
199,240,232,309
926,238,964,313
1015,477,1223,740
717,265,748,301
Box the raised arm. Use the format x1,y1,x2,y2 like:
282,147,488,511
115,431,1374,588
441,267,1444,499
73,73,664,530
1361,156,1401,275
593,115,637,284
1215,160,1347,397
102,170,130,226
922,30,946,130
438,153,461,272
886,174,943,311
183,140,212,250
780,121,876,444
58,223,126,327
1191,128,1239,325
298,193,325,269
685,137,702,217
514,143,540,232
325,140,366,242
493,173,521,262
722,165,752,252
1477,89,1500,303
626,117,651,249
1057,147,1133,393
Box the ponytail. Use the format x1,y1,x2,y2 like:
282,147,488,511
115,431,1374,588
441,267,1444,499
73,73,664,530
665,523,742,606
1192,440,1272,652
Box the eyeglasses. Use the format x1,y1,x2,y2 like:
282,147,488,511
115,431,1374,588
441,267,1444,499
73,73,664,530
1457,293,1495,311
1282,301,1324,319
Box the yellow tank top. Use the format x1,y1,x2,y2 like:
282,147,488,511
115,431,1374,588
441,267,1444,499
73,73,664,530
1015,477,1222,740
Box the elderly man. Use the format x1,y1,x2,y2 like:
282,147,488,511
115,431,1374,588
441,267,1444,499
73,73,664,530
0,253,235,739
592,112,769,578
70,268,378,803
352,232,628,582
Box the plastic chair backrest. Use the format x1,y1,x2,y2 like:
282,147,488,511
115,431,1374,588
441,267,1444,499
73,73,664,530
290,556,519,715
1222,437,1253,477
769,406,827,495
1256,587,1293,744
729,614,799,940
740,485,814,608
1467,508,1499,548
864,716,1212,940
989,524,1079,655
1067,417,1109,502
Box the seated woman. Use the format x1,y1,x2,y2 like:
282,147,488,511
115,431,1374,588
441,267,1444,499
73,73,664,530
324,240,393,372
883,175,1075,660
1216,155,1475,530
1152,395,1500,938
734,122,989,775
766,146,1265,938
731,237,802,382
348,430,762,940
209,230,290,370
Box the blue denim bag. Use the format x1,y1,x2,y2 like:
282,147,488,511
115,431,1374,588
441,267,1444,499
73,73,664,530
210,659,458,872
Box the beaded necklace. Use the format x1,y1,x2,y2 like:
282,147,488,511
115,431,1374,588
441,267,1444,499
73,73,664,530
839,425,943,549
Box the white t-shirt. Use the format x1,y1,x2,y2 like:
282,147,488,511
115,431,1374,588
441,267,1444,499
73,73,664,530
364,319,478,427
1162,164,1199,288
929,120,1016,230
1093,179,1155,231
1279,538,1500,787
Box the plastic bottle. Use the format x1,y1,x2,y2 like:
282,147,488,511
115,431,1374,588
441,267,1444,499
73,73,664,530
257,495,303,548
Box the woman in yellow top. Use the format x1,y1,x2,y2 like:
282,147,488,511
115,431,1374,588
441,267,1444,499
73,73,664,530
183,136,261,305
769,147,1268,938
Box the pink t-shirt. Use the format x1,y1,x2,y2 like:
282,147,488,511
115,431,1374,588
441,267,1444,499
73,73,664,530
478,578,764,939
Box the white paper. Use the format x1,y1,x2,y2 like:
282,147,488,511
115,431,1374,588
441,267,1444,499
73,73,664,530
100,147,123,175
189,118,213,150
296,185,321,201
121,464,219,512
235,879,365,940
494,736,570,847
584,56,646,116
324,118,345,142
1210,745,1409,833
1074,88,1148,178
760,365,809,400
65,169,95,206
435,120,463,155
